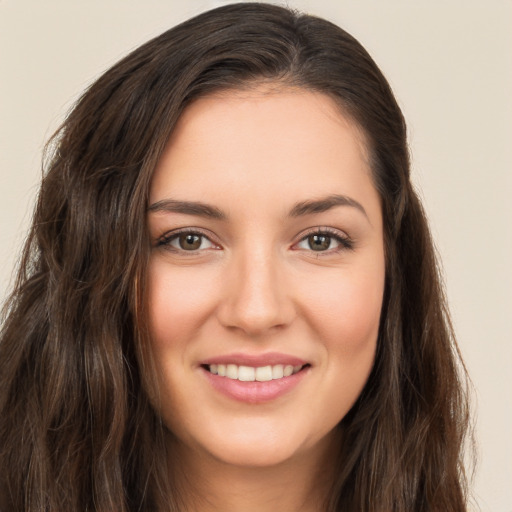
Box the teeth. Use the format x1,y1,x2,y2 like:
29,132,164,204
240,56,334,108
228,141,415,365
283,365,293,377
255,365,272,382
238,366,255,381
207,363,304,382
226,364,238,379
272,364,284,379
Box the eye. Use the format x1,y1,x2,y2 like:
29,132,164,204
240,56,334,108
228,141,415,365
157,230,218,252
295,229,353,252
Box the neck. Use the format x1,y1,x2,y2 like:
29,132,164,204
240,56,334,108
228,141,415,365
170,432,340,512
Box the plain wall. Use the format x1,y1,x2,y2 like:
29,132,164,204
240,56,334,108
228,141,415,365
1,1,511,510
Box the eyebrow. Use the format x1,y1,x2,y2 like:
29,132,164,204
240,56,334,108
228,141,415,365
147,199,227,220
289,194,369,219
147,194,368,221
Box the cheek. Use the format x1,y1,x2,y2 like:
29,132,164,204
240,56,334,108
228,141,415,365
308,266,384,416
286,262,384,441
147,259,218,347
145,260,214,420
302,264,385,353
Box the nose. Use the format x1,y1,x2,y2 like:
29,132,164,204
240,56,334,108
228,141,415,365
216,247,295,336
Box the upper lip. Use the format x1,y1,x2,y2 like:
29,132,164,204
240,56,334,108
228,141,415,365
200,352,308,367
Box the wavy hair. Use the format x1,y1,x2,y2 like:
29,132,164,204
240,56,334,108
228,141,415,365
0,3,471,511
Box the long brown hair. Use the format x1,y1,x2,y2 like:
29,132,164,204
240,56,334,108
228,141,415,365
0,3,471,511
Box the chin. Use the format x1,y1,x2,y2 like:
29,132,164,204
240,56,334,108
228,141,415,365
177,415,336,469
210,439,298,468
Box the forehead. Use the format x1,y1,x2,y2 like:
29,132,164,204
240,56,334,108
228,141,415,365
163,85,369,166
149,87,378,223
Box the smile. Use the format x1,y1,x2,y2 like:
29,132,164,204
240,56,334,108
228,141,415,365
200,354,311,403
207,364,304,382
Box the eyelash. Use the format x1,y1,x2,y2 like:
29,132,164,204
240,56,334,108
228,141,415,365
155,227,354,254
156,228,219,253
295,227,354,253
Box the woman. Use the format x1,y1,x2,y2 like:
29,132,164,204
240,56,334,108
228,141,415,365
0,3,471,511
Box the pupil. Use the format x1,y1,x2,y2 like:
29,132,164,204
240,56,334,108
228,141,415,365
180,234,201,250
309,234,330,251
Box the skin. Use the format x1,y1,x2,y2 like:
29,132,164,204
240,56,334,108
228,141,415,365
146,86,385,511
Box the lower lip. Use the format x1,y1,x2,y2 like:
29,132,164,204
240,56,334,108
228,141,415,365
201,367,309,404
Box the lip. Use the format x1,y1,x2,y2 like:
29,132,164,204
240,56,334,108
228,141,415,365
200,352,308,367
201,366,309,404
199,352,310,404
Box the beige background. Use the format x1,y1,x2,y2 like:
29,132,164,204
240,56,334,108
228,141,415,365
1,1,511,510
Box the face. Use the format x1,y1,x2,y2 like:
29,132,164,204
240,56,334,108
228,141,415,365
146,87,385,468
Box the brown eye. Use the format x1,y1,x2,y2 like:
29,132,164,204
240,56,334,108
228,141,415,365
307,234,332,251
158,230,217,253
178,233,203,250
295,230,353,253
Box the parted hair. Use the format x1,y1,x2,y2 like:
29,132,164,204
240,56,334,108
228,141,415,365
0,3,471,511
